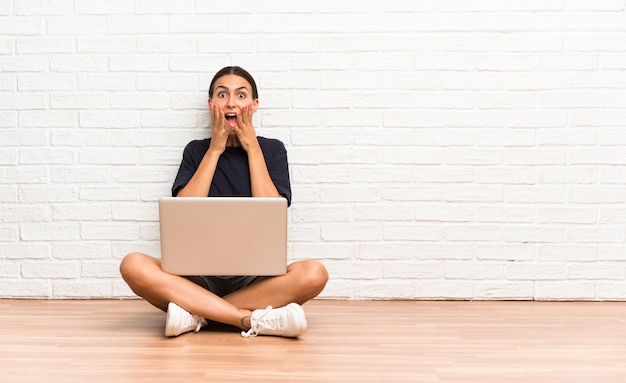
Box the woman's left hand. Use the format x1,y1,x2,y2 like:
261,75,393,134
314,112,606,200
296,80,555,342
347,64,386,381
231,104,259,152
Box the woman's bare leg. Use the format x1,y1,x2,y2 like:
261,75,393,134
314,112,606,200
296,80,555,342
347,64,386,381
119,252,328,329
224,260,328,310
120,252,251,329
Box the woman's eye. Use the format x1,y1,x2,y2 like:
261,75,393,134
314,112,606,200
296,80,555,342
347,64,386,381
218,92,227,98
237,93,246,99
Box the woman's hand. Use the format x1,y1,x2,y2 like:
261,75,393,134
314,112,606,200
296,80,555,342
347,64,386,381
232,104,260,153
208,102,230,154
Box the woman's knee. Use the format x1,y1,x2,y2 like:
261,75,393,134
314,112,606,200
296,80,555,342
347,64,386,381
119,252,154,286
298,260,329,294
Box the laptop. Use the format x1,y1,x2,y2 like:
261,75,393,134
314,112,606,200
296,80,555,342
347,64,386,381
158,197,288,276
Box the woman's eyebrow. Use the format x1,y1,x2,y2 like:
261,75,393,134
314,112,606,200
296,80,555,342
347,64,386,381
215,85,249,92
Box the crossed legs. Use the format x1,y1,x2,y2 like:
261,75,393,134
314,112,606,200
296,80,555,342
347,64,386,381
119,252,328,331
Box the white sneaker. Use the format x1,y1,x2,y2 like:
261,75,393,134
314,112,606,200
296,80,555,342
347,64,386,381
241,303,307,338
165,302,207,337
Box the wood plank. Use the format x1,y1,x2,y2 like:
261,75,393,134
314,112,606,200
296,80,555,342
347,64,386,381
1,299,626,382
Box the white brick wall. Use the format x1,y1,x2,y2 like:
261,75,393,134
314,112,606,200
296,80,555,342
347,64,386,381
1,1,626,300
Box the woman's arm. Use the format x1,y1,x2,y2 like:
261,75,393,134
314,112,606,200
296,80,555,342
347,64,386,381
177,103,231,197
176,149,221,197
247,145,280,198
233,105,281,198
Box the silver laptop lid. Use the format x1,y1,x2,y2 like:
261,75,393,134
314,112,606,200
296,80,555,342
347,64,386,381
159,197,287,276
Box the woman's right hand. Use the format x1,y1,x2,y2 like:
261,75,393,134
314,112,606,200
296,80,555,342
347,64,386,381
208,102,230,154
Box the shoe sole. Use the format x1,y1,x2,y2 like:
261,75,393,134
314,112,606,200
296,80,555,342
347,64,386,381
285,303,308,337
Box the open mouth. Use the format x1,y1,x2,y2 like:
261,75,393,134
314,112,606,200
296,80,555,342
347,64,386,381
225,113,237,125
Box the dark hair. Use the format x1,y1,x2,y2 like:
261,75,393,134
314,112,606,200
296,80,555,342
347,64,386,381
208,66,259,100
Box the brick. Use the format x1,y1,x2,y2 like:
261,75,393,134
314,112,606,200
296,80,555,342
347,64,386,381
536,207,596,224
80,222,140,241
112,202,158,221
50,54,108,73
81,261,121,278
570,186,626,203
416,243,474,260
110,166,175,183
0,148,17,165
18,185,77,203
53,280,111,298
0,16,42,35
475,244,536,262
506,263,567,280
19,110,77,127
445,261,505,280
0,204,51,223
50,93,109,110
476,166,535,185
383,262,444,279
21,260,79,279
565,226,625,244
0,261,19,277
109,56,168,72
322,222,382,241
78,74,135,90
77,37,136,54
473,282,534,300
135,0,194,14
0,93,46,110
14,0,73,15
106,16,168,34
79,186,138,201
502,226,564,243
383,223,442,241
20,222,80,241
51,130,110,146
0,243,50,259
568,263,625,280
505,149,567,165
477,206,534,223
539,244,597,262
136,74,197,91
79,111,139,128
291,204,353,223
138,36,195,53
567,0,624,10
535,281,595,300
53,203,111,221
46,16,105,35
353,280,415,299
356,243,414,260
168,16,228,33
75,0,134,15
16,37,74,53
0,73,16,90
415,280,475,299
3,166,48,184
19,147,75,164
0,279,51,298
474,129,536,147
598,208,626,224
355,203,416,221
79,147,139,165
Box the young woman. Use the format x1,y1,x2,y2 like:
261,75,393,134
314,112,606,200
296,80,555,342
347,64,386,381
119,66,329,338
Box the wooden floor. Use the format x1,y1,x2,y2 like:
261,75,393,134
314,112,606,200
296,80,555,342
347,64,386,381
1,299,625,382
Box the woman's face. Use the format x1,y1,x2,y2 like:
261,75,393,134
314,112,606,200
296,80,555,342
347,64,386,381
209,74,258,127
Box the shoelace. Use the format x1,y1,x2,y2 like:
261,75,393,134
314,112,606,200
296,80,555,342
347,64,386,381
192,315,206,333
241,305,273,338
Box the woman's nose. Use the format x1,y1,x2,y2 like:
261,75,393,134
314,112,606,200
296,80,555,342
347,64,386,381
225,95,235,107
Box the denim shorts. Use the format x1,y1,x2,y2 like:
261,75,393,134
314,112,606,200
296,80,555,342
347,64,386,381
182,275,260,297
